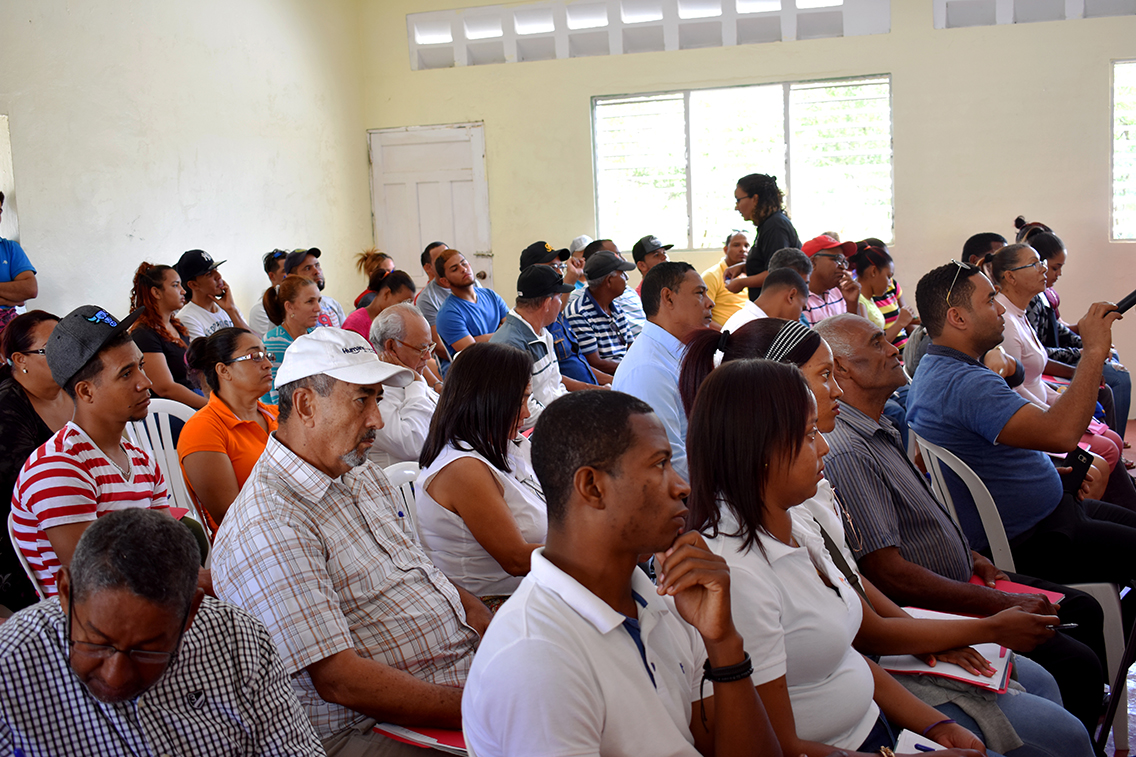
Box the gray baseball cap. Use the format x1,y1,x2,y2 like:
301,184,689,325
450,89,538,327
46,305,142,388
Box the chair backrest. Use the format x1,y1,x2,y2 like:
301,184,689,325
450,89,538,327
124,399,205,530
7,511,45,600
383,461,421,533
912,431,1016,572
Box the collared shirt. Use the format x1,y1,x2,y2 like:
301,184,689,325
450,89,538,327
367,379,439,469
824,404,974,582
566,287,645,339
490,311,567,417
996,293,1059,408
547,312,595,384
702,258,748,326
722,300,769,335
566,289,636,363
803,287,847,327
0,597,324,756
612,321,689,481
463,549,706,757
212,434,478,740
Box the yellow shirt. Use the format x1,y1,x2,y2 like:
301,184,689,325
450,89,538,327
702,259,749,327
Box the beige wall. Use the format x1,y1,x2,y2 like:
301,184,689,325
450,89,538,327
0,0,372,319
362,1,1136,411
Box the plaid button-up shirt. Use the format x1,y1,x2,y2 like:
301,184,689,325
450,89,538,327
212,434,478,740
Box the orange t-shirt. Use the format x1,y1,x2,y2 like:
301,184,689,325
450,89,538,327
177,392,278,535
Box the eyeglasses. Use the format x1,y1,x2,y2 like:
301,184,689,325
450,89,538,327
551,262,567,273
68,603,188,666
813,253,848,268
18,348,47,356
395,339,435,357
734,194,753,206
227,350,272,365
946,259,974,307
1007,259,1045,273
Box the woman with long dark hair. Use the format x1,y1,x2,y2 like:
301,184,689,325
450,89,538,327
129,262,206,409
416,342,546,605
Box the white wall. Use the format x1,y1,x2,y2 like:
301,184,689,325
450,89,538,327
0,0,372,319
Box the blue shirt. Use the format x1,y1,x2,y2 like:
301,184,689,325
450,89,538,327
548,314,594,384
0,239,34,310
907,345,1063,550
565,290,635,363
435,289,509,352
612,321,688,482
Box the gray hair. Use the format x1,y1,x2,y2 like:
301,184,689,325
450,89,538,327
813,313,865,362
370,302,425,351
276,373,338,423
768,247,812,279
69,509,199,615
587,274,614,289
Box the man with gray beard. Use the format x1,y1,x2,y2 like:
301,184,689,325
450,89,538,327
212,328,491,756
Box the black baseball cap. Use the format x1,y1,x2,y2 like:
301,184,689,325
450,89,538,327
583,250,636,280
283,247,322,275
175,249,225,282
631,235,674,264
46,305,142,388
519,241,570,271
517,265,573,299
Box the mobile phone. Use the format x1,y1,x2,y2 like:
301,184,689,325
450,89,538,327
1116,287,1136,315
1061,448,1093,494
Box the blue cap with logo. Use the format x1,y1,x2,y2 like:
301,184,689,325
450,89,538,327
46,305,142,388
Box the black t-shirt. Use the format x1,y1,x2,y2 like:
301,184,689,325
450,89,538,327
132,326,193,393
744,210,801,301
0,375,52,610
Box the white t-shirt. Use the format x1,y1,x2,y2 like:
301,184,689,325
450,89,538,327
317,295,346,329
415,438,547,596
463,549,706,757
177,300,238,343
366,379,439,469
722,301,769,335
248,299,273,338
703,506,878,750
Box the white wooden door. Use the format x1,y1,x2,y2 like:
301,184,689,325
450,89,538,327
368,123,493,289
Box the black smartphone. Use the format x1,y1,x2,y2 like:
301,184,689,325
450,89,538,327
1061,448,1094,493
1116,287,1136,315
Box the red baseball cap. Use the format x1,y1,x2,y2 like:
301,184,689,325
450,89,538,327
802,235,857,258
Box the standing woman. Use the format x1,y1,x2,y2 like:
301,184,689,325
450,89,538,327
341,268,416,339
128,262,206,410
0,311,72,610
730,173,801,301
261,274,321,404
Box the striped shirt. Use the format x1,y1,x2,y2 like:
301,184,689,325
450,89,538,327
823,403,974,582
0,596,324,756
565,289,635,363
803,287,848,327
11,422,169,597
212,434,478,740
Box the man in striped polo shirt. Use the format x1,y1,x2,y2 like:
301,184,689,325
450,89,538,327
11,304,170,597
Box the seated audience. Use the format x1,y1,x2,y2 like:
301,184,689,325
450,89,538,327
962,232,1007,267
342,268,416,340
490,265,574,416
1014,216,1051,244
688,359,1091,757
0,311,71,611
801,234,861,326
565,249,638,374
721,266,809,333
734,173,801,301
631,234,673,295
354,248,396,308
463,389,781,757
367,303,442,468
612,262,713,482
249,249,288,337
434,248,509,356
567,239,646,336
413,241,453,372
212,328,487,754
0,508,323,755
10,305,170,597
907,262,1136,600
128,262,206,409
283,247,346,328
262,274,321,404
702,230,750,326
816,313,1110,736
417,343,547,604
178,327,277,536
857,238,917,349
768,246,813,280
0,191,37,331
175,249,250,341
564,234,589,287
848,243,915,345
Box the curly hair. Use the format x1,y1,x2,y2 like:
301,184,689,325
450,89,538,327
128,262,188,348
355,248,394,278
736,173,786,224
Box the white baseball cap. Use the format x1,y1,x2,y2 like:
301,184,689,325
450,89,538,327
568,235,593,254
275,328,414,389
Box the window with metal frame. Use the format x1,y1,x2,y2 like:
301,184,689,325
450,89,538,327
1113,60,1136,241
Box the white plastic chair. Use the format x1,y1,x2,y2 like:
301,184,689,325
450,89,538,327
7,511,45,600
913,431,1129,750
383,461,421,534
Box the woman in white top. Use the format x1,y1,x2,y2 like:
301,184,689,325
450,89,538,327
416,343,547,604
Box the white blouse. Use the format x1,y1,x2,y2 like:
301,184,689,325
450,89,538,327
416,438,548,596
703,505,879,750
996,293,1059,408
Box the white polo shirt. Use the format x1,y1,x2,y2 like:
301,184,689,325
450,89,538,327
463,548,706,757
721,300,768,334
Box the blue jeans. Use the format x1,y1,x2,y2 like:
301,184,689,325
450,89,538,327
934,656,1094,757
1102,361,1131,439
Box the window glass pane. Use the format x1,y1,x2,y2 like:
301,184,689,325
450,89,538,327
1113,60,1136,240
594,94,689,250
788,77,893,243
689,84,786,250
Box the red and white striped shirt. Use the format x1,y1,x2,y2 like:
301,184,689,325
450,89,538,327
11,422,169,596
